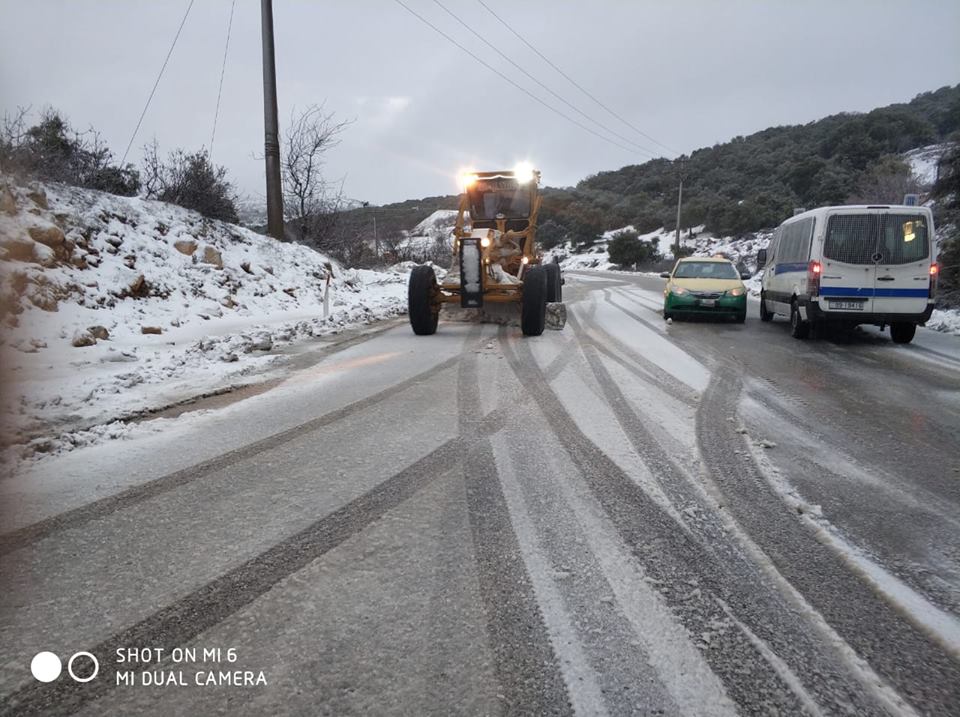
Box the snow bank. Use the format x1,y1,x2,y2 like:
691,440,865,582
549,225,770,274
396,209,458,261
0,179,409,458
926,309,960,336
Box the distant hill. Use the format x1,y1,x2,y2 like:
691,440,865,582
559,84,959,241
355,85,959,250
334,194,459,256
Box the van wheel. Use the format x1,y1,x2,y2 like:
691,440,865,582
890,322,916,344
789,300,809,339
759,292,773,322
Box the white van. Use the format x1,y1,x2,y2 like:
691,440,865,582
757,205,937,344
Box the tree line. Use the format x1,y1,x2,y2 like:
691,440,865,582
3,86,958,302
543,84,959,244
0,104,359,263
1,107,240,223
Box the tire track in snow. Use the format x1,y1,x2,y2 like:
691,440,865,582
741,389,960,534
602,289,667,333
498,328,812,715
610,285,667,315
740,402,960,618
568,310,697,406
569,317,901,715
456,326,573,716
0,435,473,717
492,415,734,716
3,332,506,715
0,353,465,556
743,430,960,657
696,363,960,715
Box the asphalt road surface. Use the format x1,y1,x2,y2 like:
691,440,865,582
2,271,959,716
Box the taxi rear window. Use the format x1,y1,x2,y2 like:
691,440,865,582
674,262,738,279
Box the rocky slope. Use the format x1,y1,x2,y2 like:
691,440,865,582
0,178,408,458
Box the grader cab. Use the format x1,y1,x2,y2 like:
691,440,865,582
407,165,563,336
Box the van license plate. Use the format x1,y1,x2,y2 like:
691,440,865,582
699,299,716,307
829,300,863,311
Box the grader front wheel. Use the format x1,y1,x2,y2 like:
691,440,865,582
521,266,547,336
408,265,439,335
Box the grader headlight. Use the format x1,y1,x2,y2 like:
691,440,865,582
513,162,535,184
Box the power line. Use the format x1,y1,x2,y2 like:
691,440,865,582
430,0,659,158
121,0,196,164
210,0,237,160
476,0,680,157
391,0,642,157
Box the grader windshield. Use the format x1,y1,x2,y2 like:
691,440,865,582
466,172,537,224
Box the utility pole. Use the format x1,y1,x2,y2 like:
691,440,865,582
674,177,683,258
674,157,686,258
261,0,284,240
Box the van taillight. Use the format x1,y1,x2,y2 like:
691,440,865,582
808,260,821,296
930,263,938,296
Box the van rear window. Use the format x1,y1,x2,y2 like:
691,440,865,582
879,215,929,264
823,214,929,265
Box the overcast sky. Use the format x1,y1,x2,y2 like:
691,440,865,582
2,1,959,206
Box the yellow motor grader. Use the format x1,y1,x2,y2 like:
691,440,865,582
407,165,563,336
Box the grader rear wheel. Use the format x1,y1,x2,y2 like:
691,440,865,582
544,262,562,303
408,265,439,335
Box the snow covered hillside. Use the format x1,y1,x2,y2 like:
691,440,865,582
0,179,408,458
547,225,772,273
395,209,458,261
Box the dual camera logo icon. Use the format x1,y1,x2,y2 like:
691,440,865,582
31,651,99,683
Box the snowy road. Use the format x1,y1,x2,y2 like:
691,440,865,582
1,271,959,715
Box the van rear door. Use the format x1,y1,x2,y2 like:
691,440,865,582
872,212,932,316
820,213,876,314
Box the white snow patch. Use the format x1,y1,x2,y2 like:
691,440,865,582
926,308,960,336
395,209,458,261
0,180,410,463
903,143,951,187
550,225,769,277
410,209,459,237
